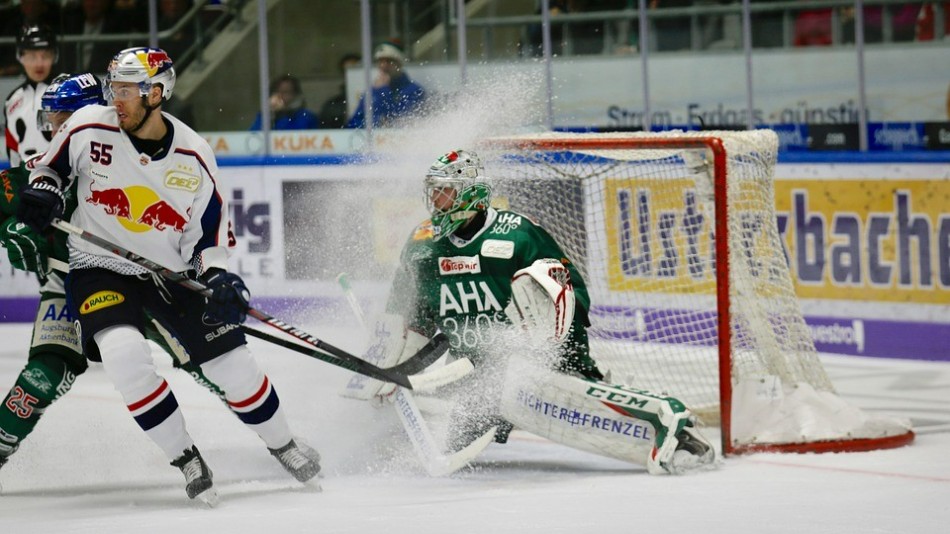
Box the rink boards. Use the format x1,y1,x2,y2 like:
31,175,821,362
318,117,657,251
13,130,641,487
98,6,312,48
0,158,947,361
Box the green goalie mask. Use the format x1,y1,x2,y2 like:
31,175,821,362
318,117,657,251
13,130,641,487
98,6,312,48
424,149,492,241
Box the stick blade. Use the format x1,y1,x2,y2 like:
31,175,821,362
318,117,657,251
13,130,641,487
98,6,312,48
407,358,474,392
425,426,497,477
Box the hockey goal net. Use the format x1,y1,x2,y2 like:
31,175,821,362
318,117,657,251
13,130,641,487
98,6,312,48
479,130,913,455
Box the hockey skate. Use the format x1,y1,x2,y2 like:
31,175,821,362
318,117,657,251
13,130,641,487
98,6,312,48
171,446,218,506
646,415,718,475
294,438,321,465
668,426,717,474
269,439,321,489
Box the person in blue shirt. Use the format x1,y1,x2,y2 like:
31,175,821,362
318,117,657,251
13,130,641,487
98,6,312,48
250,74,320,130
346,39,426,128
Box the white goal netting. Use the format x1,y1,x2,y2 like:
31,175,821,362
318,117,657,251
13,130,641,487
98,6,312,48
480,130,912,453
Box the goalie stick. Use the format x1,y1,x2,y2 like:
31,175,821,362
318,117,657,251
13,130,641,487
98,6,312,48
50,219,427,389
336,272,494,476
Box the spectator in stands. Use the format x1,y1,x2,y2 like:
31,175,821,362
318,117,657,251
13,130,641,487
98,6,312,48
794,5,833,46
158,0,196,69
0,0,62,76
524,0,571,56
115,0,148,19
346,39,426,128
251,74,320,131
841,4,920,43
60,0,134,75
751,0,786,48
523,0,628,56
320,53,361,129
916,2,950,41
650,0,693,51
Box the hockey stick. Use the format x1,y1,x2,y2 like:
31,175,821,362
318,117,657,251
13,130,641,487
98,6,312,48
336,272,494,476
242,326,463,391
50,219,420,389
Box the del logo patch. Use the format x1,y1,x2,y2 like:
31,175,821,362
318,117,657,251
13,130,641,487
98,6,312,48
481,239,514,259
81,291,125,314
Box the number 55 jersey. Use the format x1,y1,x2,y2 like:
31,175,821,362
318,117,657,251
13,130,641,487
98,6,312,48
27,104,232,275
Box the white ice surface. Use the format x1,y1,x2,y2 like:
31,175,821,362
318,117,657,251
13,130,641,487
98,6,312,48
0,322,947,534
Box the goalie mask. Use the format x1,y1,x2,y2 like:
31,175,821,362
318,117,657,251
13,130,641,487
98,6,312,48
37,73,106,132
424,150,492,241
104,47,176,102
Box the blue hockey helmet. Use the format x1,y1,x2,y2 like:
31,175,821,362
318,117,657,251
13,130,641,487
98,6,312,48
37,73,106,131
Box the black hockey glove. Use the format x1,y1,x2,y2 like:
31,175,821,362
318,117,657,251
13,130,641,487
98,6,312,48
200,268,251,324
16,178,65,233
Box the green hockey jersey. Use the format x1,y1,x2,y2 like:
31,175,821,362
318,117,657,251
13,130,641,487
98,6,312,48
389,208,602,379
1,164,76,265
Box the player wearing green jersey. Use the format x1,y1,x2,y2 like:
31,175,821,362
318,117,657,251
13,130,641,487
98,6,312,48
361,149,717,475
0,73,229,475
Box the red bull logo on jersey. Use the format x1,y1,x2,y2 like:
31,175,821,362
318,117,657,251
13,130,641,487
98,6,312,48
438,256,481,275
87,183,132,219
85,183,189,233
136,50,172,77
137,200,187,232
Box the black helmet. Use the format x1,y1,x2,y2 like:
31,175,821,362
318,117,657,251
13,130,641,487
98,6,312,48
16,25,59,58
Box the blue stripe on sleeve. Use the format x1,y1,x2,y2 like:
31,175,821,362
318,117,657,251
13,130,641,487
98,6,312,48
195,188,223,256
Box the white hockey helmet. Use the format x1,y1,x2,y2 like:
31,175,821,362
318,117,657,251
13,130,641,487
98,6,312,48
423,149,492,240
104,47,176,102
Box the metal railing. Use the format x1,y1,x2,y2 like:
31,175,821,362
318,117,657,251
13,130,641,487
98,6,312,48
440,0,940,58
0,0,248,74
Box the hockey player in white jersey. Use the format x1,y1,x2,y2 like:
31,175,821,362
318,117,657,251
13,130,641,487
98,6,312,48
15,47,320,504
356,149,717,475
3,25,58,166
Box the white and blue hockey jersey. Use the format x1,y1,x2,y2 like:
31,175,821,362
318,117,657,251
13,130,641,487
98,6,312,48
28,104,234,275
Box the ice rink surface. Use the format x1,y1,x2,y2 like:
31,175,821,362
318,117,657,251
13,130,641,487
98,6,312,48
0,322,947,534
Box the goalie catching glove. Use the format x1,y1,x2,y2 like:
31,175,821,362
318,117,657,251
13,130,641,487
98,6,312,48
1,215,51,275
504,259,576,343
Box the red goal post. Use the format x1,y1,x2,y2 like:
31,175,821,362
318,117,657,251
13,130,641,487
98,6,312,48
479,130,914,455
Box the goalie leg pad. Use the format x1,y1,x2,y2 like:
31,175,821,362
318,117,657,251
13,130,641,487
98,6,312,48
499,359,716,473
505,259,576,343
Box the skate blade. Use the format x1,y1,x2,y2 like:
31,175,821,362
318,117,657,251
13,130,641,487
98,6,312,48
668,449,720,475
302,476,323,492
195,486,220,507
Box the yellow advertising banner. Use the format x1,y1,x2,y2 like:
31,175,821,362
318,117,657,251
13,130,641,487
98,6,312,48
775,179,949,304
605,177,950,304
